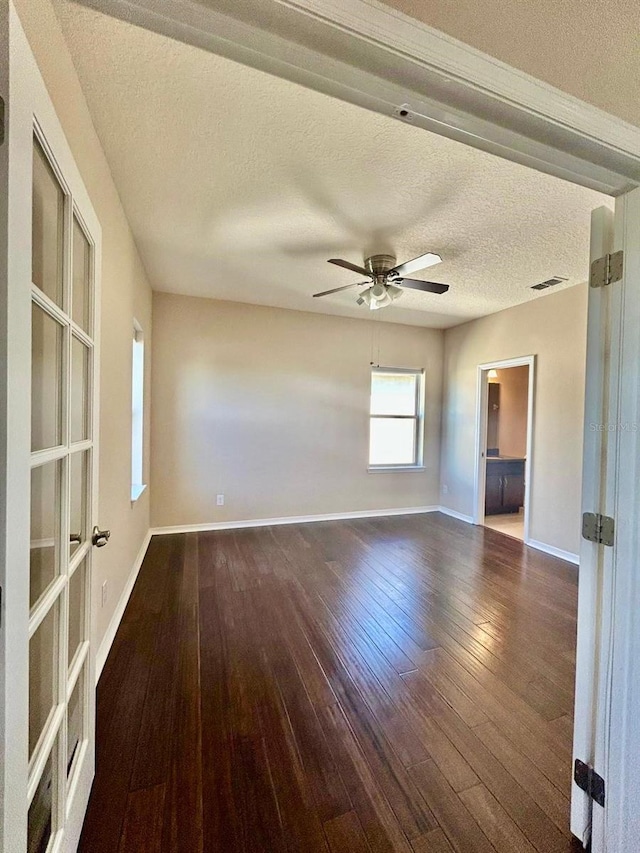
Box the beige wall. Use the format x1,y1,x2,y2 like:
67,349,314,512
15,0,153,651
495,365,529,458
441,284,588,555
381,0,640,128
151,294,443,527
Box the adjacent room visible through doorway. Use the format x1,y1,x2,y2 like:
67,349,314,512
475,358,534,542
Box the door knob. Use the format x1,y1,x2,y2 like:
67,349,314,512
92,526,111,548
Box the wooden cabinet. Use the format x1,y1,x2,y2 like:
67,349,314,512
485,458,525,515
485,468,504,515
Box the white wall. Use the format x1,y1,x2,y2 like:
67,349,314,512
441,283,588,555
151,293,443,527
15,0,153,651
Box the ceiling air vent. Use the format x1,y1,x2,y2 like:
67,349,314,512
531,275,568,291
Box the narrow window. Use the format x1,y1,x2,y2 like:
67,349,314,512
369,367,425,469
131,322,146,501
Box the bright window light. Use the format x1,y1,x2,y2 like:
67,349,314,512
131,323,145,501
369,368,425,469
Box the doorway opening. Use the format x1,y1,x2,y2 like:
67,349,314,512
473,356,535,542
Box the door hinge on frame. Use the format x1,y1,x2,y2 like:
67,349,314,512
590,250,623,288
0,96,4,146
582,512,615,546
574,759,606,807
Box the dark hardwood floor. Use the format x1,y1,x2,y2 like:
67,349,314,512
79,512,583,853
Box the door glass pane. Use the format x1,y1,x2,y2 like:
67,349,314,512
67,669,84,782
30,461,61,610
31,304,63,452
28,743,56,853
68,560,86,667
370,371,418,416
70,451,88,557
369,417,416,466
71,336,89,442
29,603,58,760
32,139,64,306
72,217,91,332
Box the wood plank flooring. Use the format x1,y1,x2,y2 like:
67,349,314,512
79,512,583,852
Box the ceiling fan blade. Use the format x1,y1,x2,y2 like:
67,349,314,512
390,252,442,278
313,281,369,298
398,278,450,295
328,258,371,276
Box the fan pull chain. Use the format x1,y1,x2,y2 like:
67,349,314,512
370,316,382,367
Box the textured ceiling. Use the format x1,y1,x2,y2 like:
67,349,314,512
54,0,611,329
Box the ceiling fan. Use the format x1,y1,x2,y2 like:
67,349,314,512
313,252,450,310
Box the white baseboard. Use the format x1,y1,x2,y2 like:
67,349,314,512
437,505,475,524
151,505,441,536
436,507,579,565
95,529,152,683
526,538,579,566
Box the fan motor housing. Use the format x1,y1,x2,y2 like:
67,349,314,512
365,254,396,277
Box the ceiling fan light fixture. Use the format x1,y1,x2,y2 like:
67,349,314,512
360,287,373,307
357,283,402,310
386,284,403,301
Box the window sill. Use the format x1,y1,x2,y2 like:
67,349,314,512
131,484,147,503
368,466,426,473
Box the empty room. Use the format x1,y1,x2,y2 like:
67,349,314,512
3,1,640,852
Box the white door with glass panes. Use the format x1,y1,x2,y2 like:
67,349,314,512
1,6,104,852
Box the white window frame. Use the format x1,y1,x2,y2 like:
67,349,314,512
130,321,146,502
368,366,425,472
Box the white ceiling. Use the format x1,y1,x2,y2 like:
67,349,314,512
54,0,611,329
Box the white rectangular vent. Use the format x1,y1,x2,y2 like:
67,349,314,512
531,276,568,291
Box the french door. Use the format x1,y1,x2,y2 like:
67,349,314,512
1,4,101,851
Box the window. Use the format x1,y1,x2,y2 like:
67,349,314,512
131,322,146,501
369,367,425,469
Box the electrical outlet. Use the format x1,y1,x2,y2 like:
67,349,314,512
101,580,108,607
442,484,449,495
216,494,225,506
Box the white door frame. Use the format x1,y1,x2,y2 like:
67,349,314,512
473,356,535,542
598,186,640,851
571,206,616,846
